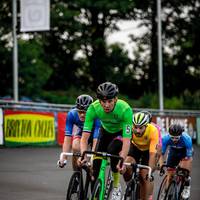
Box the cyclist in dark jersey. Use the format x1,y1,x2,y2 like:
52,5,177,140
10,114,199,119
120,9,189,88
58,94,101,170
78,82,133,200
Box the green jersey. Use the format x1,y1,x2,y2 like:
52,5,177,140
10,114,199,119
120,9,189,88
83,99,133,138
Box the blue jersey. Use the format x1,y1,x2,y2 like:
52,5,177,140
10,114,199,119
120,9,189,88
162,132,193,158
65,108,100,139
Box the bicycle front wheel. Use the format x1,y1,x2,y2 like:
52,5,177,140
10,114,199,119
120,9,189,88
66,171,82,200
157,175,167,200
91,179,102,200
124,179,138,200
165,181,178,200
104,168,113,200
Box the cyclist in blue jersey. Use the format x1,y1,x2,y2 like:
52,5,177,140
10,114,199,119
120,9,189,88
58,94,101,170
160,123,193,199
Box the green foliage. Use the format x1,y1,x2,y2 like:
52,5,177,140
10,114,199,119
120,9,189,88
182,90,200,110
41,87,96,104
18,39,52,98
165,96,184,109
0,0,200,110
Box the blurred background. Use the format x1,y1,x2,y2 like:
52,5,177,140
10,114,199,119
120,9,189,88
0,0,200,109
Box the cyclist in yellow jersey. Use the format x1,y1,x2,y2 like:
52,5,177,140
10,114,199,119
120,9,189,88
122,111,159,200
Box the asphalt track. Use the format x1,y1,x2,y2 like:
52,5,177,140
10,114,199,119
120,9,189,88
0,145,200,200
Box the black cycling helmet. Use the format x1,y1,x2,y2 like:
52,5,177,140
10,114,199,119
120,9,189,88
133,112,149,127
169,124,184,136
76,94,93,111
140,110,152,123
96,82,119,100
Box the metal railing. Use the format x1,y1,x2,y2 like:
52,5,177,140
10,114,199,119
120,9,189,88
0,100,200,116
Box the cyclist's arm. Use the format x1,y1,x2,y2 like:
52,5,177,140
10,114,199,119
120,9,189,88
149,152,157,172
159,135,170,166
62,136,72,153
61,112,74,160
80,131,90,155
149,129,159,171
92,138,98,151
120,137,131,159
120,108,133,159
81,105,97,155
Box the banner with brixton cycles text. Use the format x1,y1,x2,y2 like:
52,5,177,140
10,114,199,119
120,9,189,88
4,110,55,147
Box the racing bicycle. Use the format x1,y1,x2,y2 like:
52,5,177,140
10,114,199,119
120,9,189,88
59,152,92,200
82,150,123,200
157,164,190,200
123,162,153,200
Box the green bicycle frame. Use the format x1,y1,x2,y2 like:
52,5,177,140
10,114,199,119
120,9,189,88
83,151,122,200
97,158,108,199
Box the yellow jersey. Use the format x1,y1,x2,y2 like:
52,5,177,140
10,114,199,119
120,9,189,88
131,123,159,152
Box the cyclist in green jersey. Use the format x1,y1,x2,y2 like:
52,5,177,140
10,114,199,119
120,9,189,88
78,82,133,200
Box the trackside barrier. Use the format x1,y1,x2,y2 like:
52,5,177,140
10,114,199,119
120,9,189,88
0,100,200,147
196,118,200,145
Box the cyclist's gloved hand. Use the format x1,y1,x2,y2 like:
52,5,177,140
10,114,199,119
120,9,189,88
145,173,154,182
57,159,67,168
117,160,126,174
77,156,87,167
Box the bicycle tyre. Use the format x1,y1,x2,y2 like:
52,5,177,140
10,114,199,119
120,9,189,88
66,171,83,200
91,179,102,200
165,180,178,200
124,179,138,200
157,175,167,200
178,179,188,200
104,168,113,200
135,180,140,199
83,171,92,200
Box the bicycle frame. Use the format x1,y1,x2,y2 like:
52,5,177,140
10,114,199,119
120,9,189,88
97,158,108,199
123,163,153,200
82,150,123,200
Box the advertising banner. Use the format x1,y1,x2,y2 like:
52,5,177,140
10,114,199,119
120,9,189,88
196,118,200,145
57,112,67,145
57,112,79,146
4,110,55,147
20,0,50,32
0,108,3,145
152,115,197,141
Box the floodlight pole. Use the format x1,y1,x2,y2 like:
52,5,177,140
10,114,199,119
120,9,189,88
157,0,164,112
12,0,19,101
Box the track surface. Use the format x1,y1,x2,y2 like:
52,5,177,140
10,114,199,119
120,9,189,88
0,145,200,200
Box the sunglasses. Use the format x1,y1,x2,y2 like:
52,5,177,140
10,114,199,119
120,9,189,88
169,134,181,140
133,125,146,130
77,110,86,115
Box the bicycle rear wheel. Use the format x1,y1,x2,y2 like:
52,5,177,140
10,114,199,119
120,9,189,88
66,171,83,200
165,181,178,200
91,179,102,200
157,175,167,200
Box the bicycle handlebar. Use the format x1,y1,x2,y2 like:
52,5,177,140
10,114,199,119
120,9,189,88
124,162,153,181
59,152,81,160
159,164,190,177
82,150,124,167
82,150,123,159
